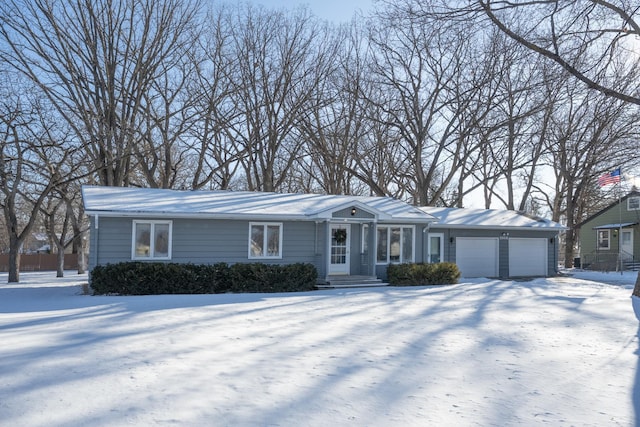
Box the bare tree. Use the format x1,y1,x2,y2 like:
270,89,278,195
295,20,370,195
366,4,497,206
132,57,196,189
0,0,202,187
536,78,640,267
184,5,246,190
388,0,640,105
472,41,557,211
40,194,72,278
0,78,77,282
226,5,339,192
474,0,640,105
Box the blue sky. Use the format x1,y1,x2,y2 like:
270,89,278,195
252,0,374,22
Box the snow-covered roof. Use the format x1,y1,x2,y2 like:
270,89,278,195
82,186,436,223
593,222,637,229
421,206,566,230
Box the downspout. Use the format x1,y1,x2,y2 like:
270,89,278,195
325,219,331,281
371,220,377,277
422,223,431,263
94,214,99,264
89,214,99,284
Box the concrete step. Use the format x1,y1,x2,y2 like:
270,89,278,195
317,276,389,289
623,262,640,271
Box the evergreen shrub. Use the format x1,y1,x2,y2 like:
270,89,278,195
387,262,460,286
229,262,317,293
90,261,316,295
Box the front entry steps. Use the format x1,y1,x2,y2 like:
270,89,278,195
317,275,389,289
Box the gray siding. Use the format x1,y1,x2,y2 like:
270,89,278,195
90,216,430,281
91,217,135,270
91,216,324,272
333,207,375,219
499,238,509,278
548,237,559,275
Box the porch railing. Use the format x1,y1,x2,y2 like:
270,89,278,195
581,250,638,271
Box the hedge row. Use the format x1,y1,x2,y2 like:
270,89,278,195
387,262,461,286
90,262,318,295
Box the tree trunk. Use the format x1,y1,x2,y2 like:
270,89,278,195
76,230,86,275
7,241,20,283
77,248,86,275
56,242,65,277
633,272,640,297
564,229,575,268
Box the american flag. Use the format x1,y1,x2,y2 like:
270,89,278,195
597,168,621,187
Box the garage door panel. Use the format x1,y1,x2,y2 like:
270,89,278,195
456,238,499,278
509,238,547,277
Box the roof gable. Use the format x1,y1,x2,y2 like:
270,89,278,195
576,191,640,228
81,186,436,223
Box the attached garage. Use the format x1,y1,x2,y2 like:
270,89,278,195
421,206,565,279
508,238,548,277
455,237,499,278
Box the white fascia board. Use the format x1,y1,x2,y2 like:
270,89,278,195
83,210,311,222
307,199,388,220
429,223,567,231
377,218,436,225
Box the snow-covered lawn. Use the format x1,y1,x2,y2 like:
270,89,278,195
0,270,638,426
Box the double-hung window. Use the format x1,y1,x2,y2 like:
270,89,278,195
628,197,640,210
132,220,172,260
249,222,283,259
376,225,414,264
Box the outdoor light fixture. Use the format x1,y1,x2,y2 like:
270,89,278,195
351,207,356,216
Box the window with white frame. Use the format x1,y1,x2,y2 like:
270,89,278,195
249,222,282,258
376,225,414,264
428,233,444,263
628,197,640,210
597,229,610,250
132,220,172,260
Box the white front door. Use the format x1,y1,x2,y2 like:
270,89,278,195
621,229,634,260
329,224,350,275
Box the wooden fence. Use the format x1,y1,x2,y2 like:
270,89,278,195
0,253,82,272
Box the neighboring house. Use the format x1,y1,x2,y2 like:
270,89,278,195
81,186,437,285
420,207,566,278
576,191,640,271
21,232,49,254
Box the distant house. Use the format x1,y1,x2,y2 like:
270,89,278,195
81,186,437,285
420,207,566,278
576,191,640,271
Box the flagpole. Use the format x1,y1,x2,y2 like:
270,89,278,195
618,168,623,275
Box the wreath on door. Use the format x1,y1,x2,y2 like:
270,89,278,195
333,228,347,244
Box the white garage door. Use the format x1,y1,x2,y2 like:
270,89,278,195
456,237,499,278
509,238,548,277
